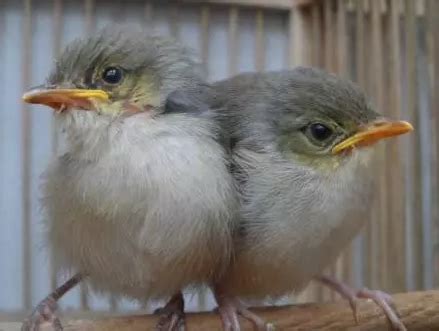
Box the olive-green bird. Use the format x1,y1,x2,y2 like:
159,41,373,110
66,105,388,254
208,67,412,331
21,28,238,331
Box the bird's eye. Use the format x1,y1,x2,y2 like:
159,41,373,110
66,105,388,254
308,123,333,141
102,67,123,85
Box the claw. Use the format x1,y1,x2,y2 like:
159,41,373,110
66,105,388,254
357,288,407,331
154,293,186,331
348,297,359,324
21,297,63,331
21,274,82,331
214,289,274,331
317,275,406,331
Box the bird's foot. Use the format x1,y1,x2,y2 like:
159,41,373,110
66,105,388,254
215,295,275,331
21,296,62,331
154,293,185,331
357,288,406,331
317,275,406,331
21,274,82,331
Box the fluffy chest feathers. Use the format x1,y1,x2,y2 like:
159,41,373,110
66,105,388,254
42,112,237,300
223,148,375,299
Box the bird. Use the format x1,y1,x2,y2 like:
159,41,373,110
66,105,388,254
21,27,238,331
207,67,413,331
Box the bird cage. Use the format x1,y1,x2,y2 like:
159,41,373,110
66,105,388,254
0,0,437,322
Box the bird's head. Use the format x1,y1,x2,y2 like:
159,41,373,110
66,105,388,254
272,67,413,171
22,27,203,119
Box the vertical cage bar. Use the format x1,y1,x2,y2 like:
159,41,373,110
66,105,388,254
228,6,239,75
420,0,433,290
355,0,373,289
22,0,33,310
355,1,365,88
323,0,335,72
385,0,407,293
310,2,322,67
427,0,439,288
333,0,345,289
200,5,210,78
169,2,180,39
417,0,432,291
335,0,354,290
112,0,127,24
79,0,96,312
144,1,154,30
109,295,118,312
404,0,424,291
287,8,294,68
84,0,95,36
51,0,62,156
362,0,380,290
336,0,347,76
288,6,304,68
371,0,388,291
322,0,337,302
255,9,265,71
289,4,313,68
352,0,366,290
50,0,63,293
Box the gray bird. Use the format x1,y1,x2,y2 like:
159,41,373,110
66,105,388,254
208,67,413,331
21,27,238,331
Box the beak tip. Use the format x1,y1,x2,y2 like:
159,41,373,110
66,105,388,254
405,121,414,132
22,90,39,104
22,95,31,103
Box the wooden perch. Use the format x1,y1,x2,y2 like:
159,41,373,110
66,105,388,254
2,290,439,331
48,291,439,330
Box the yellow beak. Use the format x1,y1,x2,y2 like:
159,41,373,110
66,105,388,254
332,119,413,154
22,88,109,111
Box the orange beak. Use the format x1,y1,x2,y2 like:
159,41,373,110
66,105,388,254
22,87,109,111
332,119,413,154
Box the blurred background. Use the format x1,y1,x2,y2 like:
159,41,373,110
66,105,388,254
0,0,438,321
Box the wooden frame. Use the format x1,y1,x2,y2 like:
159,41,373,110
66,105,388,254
180,0,316,10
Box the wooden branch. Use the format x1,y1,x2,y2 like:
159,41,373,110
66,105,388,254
1,290,437,331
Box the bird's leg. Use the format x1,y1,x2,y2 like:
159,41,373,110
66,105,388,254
213,287,275,331
154,292,185,331
21,273,83,331
317,275,360,322
317,275,407,331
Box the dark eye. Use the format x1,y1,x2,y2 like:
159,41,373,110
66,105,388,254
309,123,333,141
102,67,123,84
